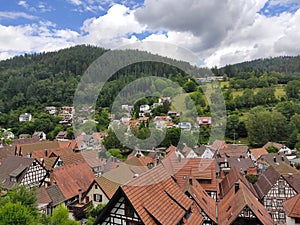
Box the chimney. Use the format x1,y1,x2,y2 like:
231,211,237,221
234,182,239,193
45,149,48,157
281,155,284,161
78,188,82,204
273,156,276,163
288,173,293,177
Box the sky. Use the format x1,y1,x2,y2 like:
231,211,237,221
0,0,300,67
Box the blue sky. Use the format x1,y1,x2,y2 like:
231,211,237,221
0,0,300,67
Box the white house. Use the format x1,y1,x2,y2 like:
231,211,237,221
19,113,33,122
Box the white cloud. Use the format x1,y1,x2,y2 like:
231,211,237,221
0,11,37,20
79,4,146,47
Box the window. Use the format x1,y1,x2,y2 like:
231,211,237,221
95,184,98,189
266,199,272,206
295,218,300,223
93,194,102,202
279,188,285,195
197,179,212,184
277,200,283,207
279,213,285,219
10,176,17,182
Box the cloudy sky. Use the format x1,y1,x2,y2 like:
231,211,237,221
0,0,300,67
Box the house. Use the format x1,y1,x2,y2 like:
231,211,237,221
15,140,59,157
218,180,274,225
139,104,151,117
37,185,66,215
197,116,212,126
0,156,48,190
94,165,204,225
209,139,226,156
158,96,171,103
56,131,68,141
81,150,107,177
257,152,291,172
283,194,300,225
216,144,250,159
45,106,57,115
82,162,149,209
50,162,95,219
250,148,268,162
177,122,192,131
168,110,180,117
153,115,172,130
181,145,199,158
227,157,257,175
33,131,47,141
195,145,215,158
174,158,218,200
19,113,32,122
254,166,300,224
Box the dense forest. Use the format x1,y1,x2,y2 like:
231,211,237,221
0,45,300,149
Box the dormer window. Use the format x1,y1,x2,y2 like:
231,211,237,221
10,176,17,182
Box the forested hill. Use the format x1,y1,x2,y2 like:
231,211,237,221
219,55,300,81
0,45,211,113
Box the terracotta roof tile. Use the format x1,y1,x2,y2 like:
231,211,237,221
16,141,59,156
46,185,66,206
81,150,106,168
38,186,52,205
174,158,218,192
219,181,273,225
52,162,94,200
283,194,300,218
218,144,249,158
122,165,194,225
220,167,257,199
250,148,268,160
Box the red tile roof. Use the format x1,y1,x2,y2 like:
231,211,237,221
283,194,300,218
52,162,94,200
122,165,195,225
219,181,274,225
218,144,249,158
210,140,226,153
81,150,106,168
174,158,218,192
220,167,258,199
250,148,268,160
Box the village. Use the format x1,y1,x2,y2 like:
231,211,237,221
0,98,300,225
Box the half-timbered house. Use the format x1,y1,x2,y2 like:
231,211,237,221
254,166,300,224
0,156,47,190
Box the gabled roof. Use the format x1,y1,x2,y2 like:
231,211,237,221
46,185,66,206
122,165,194,225
258,152,290,166
283,194,300,218
220,167,257,199
58,140,78,150
38,186,52,206
0,156,36,189
174,158,217,192
16,141,59,156
218,144,249,158
219,181,274,225
209,140,226,153
52,162,94,200
95,176,120,199
186,178,217,223
263,142,284,150
254,166,282,199
125,155,154,167
81,150,106,168
227,157,255,173
250,148,268,160
254,164,300,199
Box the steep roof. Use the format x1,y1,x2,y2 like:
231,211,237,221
186,178,217,223
263,142,284,150
254,166,282,199
227,157,255,173
81,150,106,168
219,181,274,225
38,186,52,206
0,156,36,189
283,194,300,218
218,144,249,158
52,162,94,200
174,158,217,192
16,141,59,156
250,148,268,160
46,185,66,206
220,167,257,199
209,139,226,153
258,152,290,166
122,165,195,225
